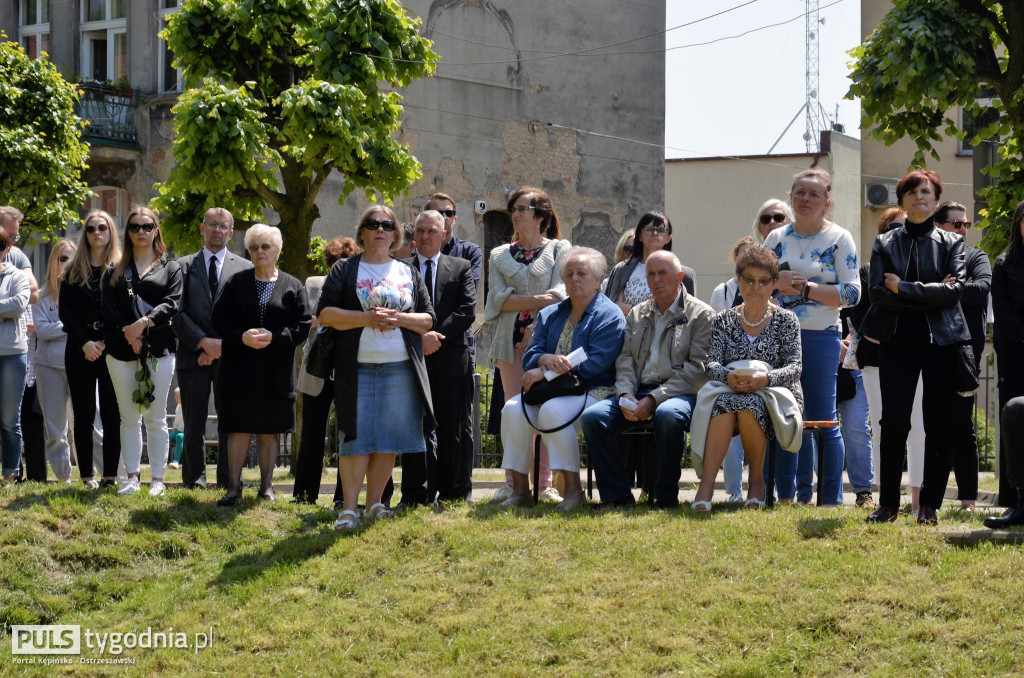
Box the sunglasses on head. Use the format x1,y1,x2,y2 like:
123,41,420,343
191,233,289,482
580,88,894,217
85,223,108,233
127,222,157,233
361,219,397,232
759,213,787,225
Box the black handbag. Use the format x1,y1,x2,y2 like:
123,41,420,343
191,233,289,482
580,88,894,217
123,270,155,322
306,326,337,380
955,343,980,395
520,373,588,434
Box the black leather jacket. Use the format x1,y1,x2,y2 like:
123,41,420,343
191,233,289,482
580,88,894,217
862,218,969,347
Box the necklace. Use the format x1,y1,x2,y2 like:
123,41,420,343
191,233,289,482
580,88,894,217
738,303,771,328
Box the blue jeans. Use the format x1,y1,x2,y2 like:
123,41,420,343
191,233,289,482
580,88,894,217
581,394,695,504
838,369,873,494
0,353,28,477
780,329,845,504
723,435,744,496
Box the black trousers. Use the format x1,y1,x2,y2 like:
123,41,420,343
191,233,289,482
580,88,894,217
21,384,46,481
177,363,229,488
878,341,959,510
65,347,120,479
431,368,475,501
951,390,979,501
999,396,1024,499
293,380,334,502
995,339,1024,507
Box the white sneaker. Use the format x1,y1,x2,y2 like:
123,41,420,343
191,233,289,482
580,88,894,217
728,493,744,503
117,478,140,495
167,461,181,470
539,487,563,503
149,481,166,497
490,485,514,503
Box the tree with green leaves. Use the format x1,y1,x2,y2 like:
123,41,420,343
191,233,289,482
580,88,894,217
847,0,1024,256
0,34,91,241
155,0,439,278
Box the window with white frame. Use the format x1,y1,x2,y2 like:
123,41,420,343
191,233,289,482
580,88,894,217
958,89,1000,156
19,0,51,60
159,0,181,93
81,0,128,84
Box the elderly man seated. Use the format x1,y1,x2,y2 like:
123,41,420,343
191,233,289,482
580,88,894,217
581,250,714,507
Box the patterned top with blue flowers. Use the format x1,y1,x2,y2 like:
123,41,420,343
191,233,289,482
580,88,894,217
762,223,860,331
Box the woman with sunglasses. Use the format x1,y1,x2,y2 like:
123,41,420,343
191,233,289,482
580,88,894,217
101,207,181,496
213,224,311,506
762,168,860,506
751,198,794,245
317,206,434,530
32,241,77,483
484,187,572,504
60,210,122,488
0,227,32,483
612,231,635,265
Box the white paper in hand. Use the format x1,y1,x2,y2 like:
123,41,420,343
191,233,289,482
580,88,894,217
544,346,588,380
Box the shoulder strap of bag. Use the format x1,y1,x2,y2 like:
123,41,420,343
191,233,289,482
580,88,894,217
519,389,589,434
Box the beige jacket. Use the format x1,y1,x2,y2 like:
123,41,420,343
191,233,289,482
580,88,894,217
613,288,714,405
484,239,571,364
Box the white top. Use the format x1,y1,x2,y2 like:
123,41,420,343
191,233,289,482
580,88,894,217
356,259,414,363
762,223,860,331
622,261,651,307
203,247,226,283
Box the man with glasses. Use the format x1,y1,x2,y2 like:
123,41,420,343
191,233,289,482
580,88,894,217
935,200,991,511
428,193,483,293
173,208,252,489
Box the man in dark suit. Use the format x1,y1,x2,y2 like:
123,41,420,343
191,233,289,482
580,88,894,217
173,208,252,488
399,209,477,505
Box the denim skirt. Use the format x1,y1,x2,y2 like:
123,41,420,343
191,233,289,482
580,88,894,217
339,360,426,456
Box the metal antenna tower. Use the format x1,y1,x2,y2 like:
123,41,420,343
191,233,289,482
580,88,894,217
803,0,830,152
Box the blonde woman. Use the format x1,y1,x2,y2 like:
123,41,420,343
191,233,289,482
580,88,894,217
101,207,181,496
751,198,794,245
59,210,122,488
33,240,77,482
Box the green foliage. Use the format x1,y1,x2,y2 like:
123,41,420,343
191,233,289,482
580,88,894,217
0,34,91,242
847,1,1024,258
307,235,328,276
153,0,439,278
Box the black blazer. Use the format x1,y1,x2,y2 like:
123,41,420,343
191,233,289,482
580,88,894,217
409,253,477,376
174,249,253,369
316,254,436,442
101,257,182,360
59,265,107,349
212,269,311,400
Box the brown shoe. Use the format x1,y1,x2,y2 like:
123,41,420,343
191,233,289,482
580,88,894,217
855,491,876,509
917,505,939,525
866,505,899,523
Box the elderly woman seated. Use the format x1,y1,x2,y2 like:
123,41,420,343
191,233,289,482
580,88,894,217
689,247,803,511
499,246,626,511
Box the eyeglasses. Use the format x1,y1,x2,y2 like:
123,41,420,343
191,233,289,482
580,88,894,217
944,220,972,229
759,213,787,225
510,205,535,215
203,222,232,231
438,209,456,218
643,226,670,236
361,219,397,232
622,244,634,255
85,223,108,234
58,255,71,263
248,243,275,252
741,275,773,287
127,222,157,233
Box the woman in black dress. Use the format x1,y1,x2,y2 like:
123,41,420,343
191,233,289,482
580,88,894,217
59,210,122,488
213,224,311,505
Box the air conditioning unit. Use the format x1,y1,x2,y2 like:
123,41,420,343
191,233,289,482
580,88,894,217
865,182,898,208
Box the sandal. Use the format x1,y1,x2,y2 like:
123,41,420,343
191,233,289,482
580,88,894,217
691,500,712,512
333,509,361,531
743,497,766,509
365,502,395,521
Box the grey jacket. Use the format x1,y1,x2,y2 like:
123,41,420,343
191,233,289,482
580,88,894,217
32,291,66,368
483,239,571,364
0,264,31,356
614,288,714,405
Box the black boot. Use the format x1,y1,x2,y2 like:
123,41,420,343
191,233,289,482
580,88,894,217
984,504,1024,529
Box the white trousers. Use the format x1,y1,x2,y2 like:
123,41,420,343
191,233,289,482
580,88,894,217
106,354,176,478
35,364,72,479
501,394,596,474
861,367,924,487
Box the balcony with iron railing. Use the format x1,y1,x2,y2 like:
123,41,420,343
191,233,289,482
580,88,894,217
75,81,140,147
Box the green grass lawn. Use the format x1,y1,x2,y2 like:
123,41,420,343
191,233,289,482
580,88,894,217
3,478,1023,676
